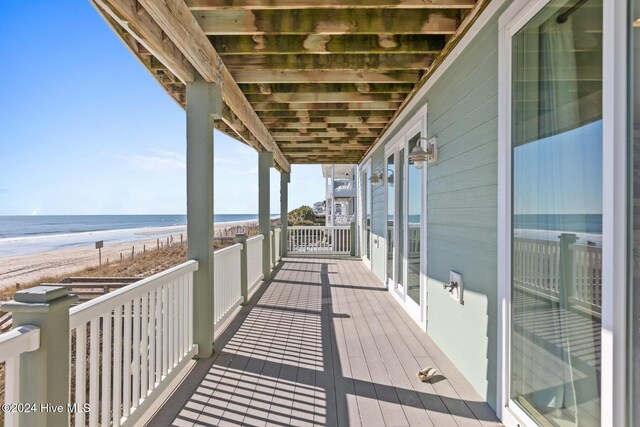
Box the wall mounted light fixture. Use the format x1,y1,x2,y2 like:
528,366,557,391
408,136,438,169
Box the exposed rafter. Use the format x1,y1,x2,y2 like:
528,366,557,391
124,0,290,172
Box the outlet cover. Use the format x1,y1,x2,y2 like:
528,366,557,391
449,271,463,304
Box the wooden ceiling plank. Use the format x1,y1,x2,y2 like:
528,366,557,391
232,70,421,83
266,123,386,130
187,0,475,10
137,0,290,172
251,102,401,111
364,0,489,162
239,83,412,94
211,34,445,55
223,54,434,71
246,92,404,103
194,9,459,35
275,133,378,140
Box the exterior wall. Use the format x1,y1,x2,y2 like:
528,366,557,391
370,148,386,282
364,11,502,409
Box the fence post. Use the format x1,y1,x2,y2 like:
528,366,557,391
350,222,356,256
234,234,249,304
1,286,78,427
559,233,578,305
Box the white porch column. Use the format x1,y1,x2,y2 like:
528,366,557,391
259,151,274,277
280,172,289,257
186,74,221,358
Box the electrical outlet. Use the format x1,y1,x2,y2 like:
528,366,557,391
448,271,463,304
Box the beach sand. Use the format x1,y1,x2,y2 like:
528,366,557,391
0,220,257,290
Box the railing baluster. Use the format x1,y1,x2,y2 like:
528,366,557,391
123,300,132,418
75,324,87,427
133,296,141,409
101,311,112,427
113,305,122,427
141,292,149,400
88,319,100,427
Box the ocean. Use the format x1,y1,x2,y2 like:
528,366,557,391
0,214,271,258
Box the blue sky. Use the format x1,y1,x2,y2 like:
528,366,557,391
0,1,325,215
513,120,603,215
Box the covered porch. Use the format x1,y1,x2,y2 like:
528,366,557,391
150,256,500,427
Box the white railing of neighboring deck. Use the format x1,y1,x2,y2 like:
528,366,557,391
68,260,198,427
512,236,602,315
0,325,40,427
214,244,243,328
287,226,351,255
247,235,264,293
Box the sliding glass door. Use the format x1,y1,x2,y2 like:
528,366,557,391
509,1,603,426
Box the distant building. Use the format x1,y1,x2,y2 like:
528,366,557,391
322,165,356,226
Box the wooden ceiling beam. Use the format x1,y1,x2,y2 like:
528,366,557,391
194,9,459,35
246,92,404,104
266,123,386,130
274,132,378,140
232,70,421,83
211,34,445,55
223,54,434,71
94,0,195,83
137,0,290,172
187,0,475,10
239,83,413,94
257,110,391,120
251,102,401,111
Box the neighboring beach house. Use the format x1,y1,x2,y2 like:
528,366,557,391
322,164,358,227
0,1,636,427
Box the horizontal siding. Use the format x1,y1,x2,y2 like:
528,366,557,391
425,16,499,409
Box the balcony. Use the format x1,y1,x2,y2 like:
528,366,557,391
149,256,501,426
0,228,500,426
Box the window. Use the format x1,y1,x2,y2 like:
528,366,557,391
509,1,603,425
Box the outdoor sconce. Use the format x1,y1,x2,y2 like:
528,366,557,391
408,136,438,169
369,170,384,184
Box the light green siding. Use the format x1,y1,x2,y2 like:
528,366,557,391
366,12,502,409
370,148,386,282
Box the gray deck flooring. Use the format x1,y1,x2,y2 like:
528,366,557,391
151,256,501,427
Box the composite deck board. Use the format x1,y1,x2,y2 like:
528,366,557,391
156,256,501,426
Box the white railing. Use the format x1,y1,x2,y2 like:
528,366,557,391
274,228,281,262
214,244,243,328
0,325,40,426
513,236,602,314
247,235,264,293
68,260,198,427
287,226,351,254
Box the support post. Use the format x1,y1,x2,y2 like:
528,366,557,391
186,74,221,358
259,151,274,278
2,286,77,427
234,234,249,304
280,172,289,257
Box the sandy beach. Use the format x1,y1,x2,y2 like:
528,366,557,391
0,220,257,290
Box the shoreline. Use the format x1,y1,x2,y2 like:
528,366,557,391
0,219,260,290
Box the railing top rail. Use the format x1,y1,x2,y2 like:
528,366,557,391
288,226,350,230
214,243,242,256
0,325,40,361
247,235,264,244
69,260,198,328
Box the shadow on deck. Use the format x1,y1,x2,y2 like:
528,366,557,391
149,256,501,427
